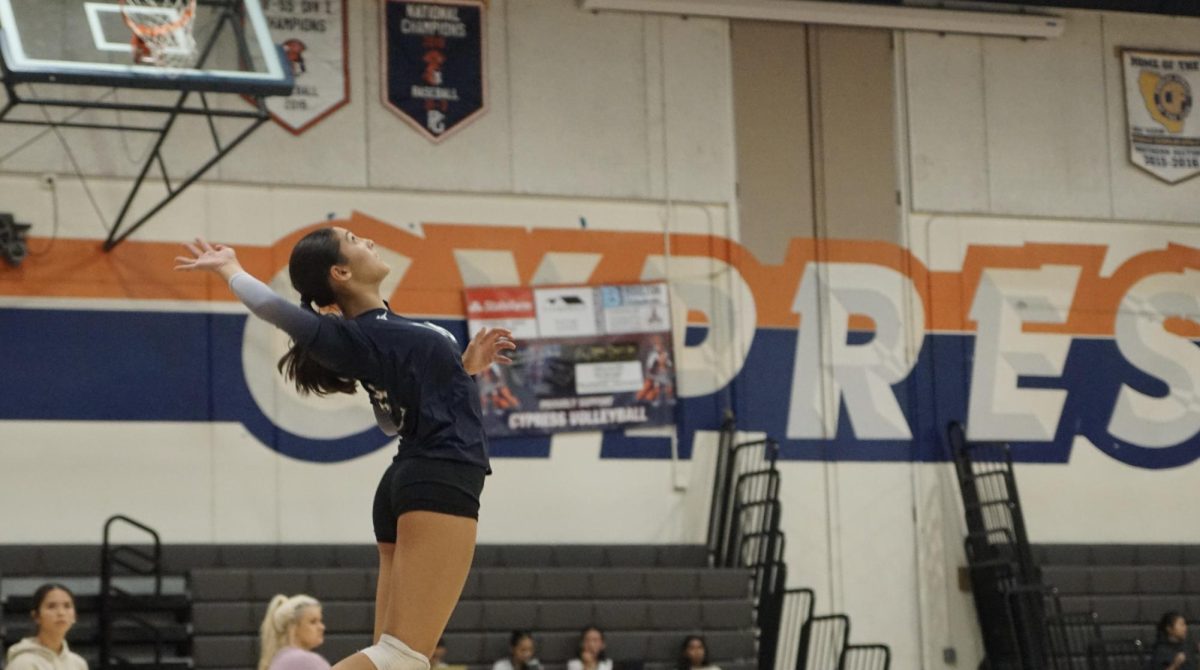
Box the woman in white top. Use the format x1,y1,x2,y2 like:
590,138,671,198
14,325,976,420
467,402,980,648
676,635,720,670
4,584,87,670
566,626,612,670
490,630,540,670
259,594,331,670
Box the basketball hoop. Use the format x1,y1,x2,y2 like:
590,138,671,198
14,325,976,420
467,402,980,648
119,0,197,69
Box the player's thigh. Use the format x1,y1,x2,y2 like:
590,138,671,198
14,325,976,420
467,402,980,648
374,542,395,643
381,511,477,657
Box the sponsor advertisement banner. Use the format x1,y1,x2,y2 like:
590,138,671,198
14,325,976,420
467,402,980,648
464,283,676,438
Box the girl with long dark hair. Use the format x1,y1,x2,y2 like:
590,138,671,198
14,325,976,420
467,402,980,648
5,583,87,670
176,230,515,670
1149,612,1194,670
676,635,719,670
491,631,540,670
567,626,611,670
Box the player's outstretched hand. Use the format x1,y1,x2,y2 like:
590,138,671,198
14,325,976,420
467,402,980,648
174,237,243,280
462,327,517,376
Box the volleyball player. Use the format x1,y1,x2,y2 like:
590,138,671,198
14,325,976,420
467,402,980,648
176,228,515,670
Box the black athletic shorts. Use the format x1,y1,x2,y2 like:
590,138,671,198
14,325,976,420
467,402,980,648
372,457,487,543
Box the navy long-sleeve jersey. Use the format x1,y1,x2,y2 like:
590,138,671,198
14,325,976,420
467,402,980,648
230,272,490,472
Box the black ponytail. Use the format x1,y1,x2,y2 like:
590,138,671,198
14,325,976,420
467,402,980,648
276,228,358,396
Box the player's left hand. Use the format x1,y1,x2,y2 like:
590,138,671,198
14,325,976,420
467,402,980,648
462,327,517,376
174,237,243,281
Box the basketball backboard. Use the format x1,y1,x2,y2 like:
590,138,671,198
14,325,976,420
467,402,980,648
0,0,292,95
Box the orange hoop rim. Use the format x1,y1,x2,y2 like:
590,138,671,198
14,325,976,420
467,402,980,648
118,0,197,39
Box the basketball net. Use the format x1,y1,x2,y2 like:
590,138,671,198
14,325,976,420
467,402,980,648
119,0,198,69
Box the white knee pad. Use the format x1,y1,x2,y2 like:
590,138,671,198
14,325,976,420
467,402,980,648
361,634,430,670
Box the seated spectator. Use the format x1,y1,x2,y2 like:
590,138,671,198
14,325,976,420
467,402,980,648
431,638,449,667
568,626,613,670
1149,612,1196,670
432,637,466,669
258,594,330,670
5,583,87,670
492,630,541,670
676,635,720,670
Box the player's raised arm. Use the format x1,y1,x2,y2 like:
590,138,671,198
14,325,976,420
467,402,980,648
174,237,319,343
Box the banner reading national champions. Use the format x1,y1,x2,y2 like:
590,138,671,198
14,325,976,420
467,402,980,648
464,283,677,438
383,0,486,142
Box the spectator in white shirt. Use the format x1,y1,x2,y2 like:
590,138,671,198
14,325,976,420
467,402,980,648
491,630,541,670
677,635,720,670
567,626,612,670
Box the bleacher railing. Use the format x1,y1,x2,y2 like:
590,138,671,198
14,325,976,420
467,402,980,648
706,413,738,566
710,437,780,568
774,588,814,670
804,615,850,670
707,416,890,670
1086,639,1149,670
948,423,1148,670
99,515,166,669
841,644,891,670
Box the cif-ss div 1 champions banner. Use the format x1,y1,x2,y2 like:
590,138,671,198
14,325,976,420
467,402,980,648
259,0,349,135
464,283,677,438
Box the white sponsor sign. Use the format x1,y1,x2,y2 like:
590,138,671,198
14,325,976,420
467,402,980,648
600,283,671,334
534,286,598,337
464,289,539,339
575,361,645,395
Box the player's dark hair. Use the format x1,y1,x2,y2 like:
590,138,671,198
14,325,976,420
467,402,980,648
277,227,357,396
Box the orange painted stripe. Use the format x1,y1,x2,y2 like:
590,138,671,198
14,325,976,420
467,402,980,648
3,214,1200,337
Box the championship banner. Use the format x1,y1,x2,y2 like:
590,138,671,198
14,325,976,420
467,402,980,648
382,0,487,142
1123,49,1200,184
259,0,349,135
464,283,676,438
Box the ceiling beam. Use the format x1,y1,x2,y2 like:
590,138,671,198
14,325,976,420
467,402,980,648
579,0,1065,38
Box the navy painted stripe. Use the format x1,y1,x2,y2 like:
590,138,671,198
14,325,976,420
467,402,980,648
3,308,1199,468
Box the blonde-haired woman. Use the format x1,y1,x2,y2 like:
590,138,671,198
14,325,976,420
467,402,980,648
260,594,331,670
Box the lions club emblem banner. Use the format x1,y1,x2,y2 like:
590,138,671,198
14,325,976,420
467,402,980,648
1123,49,1200,184
464,283,677,438
259,0,350,135
382,0,487,142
